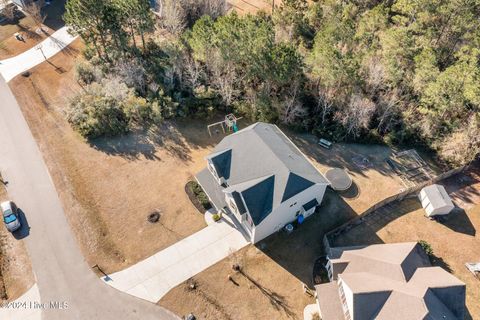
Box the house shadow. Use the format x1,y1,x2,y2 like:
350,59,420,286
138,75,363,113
338,181,359,199
436,207,476,236
255,189,358,287
12,209,30,240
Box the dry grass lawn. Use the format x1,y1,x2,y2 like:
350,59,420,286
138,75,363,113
331,163,480,320
289,131,407,212
227,0,275,14
159,131,415,319
160,189,357,320
0,181,34,301
8,40,218,273
0,15,50,59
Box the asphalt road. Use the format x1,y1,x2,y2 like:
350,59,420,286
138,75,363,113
0,75,180,320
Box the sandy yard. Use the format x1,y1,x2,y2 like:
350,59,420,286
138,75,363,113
8,39,219,274
331,162,480,320
0,180,34,301
289,131,408,212
227,0,274,14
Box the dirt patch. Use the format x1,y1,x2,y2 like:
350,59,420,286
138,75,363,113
0,182,34,302
0,15,51,59
227,0,275,14
288,131,407,213
8,39,216,274
331,165,480,320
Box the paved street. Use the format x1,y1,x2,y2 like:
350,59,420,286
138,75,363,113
105,211,249,302
0,75,179,320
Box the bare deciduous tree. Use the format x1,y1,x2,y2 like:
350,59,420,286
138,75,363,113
115,59,147,96
25,3,47,32
377,88,403,134
210,52,238,106
280,81,306,124
156,0,186,35
1,0,17,21
183,56,204,90
336,93,376,138
315,84,337,125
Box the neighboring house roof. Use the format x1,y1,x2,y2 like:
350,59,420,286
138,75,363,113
201,122,328,225
316,243,465,320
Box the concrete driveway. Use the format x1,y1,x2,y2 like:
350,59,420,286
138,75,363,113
105,211,249,302
0,26,77,82
0,75,179,320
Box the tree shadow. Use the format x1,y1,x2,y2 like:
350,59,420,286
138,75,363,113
89,130,161,161
436,207,476,237
285,129,399,179
16,22,43,41
89,121,204,162
256,189,358,287
444,161,480,208
238,269,295,318
42,0,67,31
49,35,79,57
329,198,422,248
12,209,30,240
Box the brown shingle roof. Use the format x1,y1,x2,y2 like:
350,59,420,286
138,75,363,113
316,243,466,320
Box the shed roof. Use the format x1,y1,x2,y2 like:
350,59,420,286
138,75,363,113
420,184,454,209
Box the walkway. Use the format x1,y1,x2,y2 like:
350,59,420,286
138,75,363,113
0,284,41,320
104,212,249,302
0,75,179,319
0,26,77,82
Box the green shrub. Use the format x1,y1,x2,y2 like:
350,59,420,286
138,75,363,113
75,61,99,85
188,181,211,209
418,240,433,256
67,83,129,138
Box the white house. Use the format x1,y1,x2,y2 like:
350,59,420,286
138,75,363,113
196,122,329,243
419,184,454,217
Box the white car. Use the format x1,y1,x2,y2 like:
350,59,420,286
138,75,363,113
1,201,21,232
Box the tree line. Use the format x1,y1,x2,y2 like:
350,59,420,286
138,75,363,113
64,0,480,165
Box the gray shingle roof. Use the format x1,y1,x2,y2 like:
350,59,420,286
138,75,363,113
208,149,232,180
207,122,328,223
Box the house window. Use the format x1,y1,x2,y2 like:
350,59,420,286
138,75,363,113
338,281,351,320
246,213,253,227
229,199,238,213
209,163,217,177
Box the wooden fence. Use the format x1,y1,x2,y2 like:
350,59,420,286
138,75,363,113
323,164,468,256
